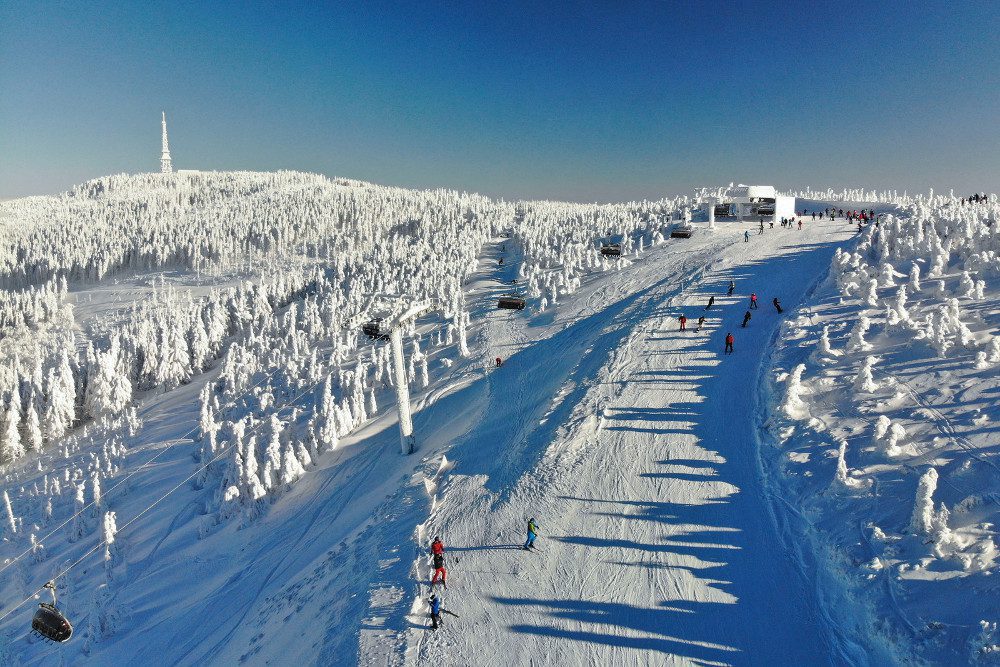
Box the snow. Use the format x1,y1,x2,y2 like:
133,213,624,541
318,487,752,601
0,173,994,665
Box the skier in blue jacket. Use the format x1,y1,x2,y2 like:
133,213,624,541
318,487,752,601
429,594,442,629
524,518,539,550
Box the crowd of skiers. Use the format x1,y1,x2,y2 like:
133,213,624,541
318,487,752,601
425,518,539,630
676,279,785,356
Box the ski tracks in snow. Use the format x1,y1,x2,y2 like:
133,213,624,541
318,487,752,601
394,222,863,666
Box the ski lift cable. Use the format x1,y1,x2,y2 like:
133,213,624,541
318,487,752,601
0,370,332,628
0,361,290,582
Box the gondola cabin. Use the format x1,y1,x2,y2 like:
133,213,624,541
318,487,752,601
497,295,526,310
32,603,73,643
362,318,390,341
600,243,622,257
670,224,694,239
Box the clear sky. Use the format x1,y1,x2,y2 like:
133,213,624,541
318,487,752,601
1,1,998,202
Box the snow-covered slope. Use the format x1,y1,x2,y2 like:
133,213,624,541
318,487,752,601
2,171,989,666
766,196,1000,664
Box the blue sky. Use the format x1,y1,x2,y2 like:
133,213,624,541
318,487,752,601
1,1,997,202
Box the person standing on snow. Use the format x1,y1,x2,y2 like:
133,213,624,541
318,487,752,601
431,536,445,557
744,230,750,243
728,280,735,296
749,293,758,309
431,552,448,588
429,594,443,630
679,314,687,331
797,219,803,230
772,297,783,313
495,357,503,368
758,220,764,234
524,518,539,550
741,311,752,328
725,332,734,354
705,296,715,310
696,315,705,332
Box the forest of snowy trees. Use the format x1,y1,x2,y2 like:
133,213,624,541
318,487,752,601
0,168,691,598
770,192,1000,660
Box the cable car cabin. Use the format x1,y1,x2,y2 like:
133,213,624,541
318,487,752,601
362,319,390,341
497,295,526,310
32,603,73,643
670,225,694,239
600,243,622,257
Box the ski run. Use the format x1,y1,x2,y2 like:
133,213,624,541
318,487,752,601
0,173,997,665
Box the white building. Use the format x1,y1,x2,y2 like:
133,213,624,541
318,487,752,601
705,185,795,223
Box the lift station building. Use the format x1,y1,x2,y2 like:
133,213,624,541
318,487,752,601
705,185,795,223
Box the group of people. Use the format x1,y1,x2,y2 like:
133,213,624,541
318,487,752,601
745,217,803,241
677,281,784,355
425,519,539,630
963,193,989,205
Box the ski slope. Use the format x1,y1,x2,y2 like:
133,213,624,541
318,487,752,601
0,178,910,665
393,217,884,666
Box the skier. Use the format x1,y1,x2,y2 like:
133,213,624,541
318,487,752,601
725,332,734,354
429,594,443,630
679,314,687,331
727,280,735,296
758,220,764,235
749,293,758,309
744,230,750,243
431,536,445,556
524,518,539,550
495,357,503,368
772,297,783,313
705,296,715,310
498,257,504,266
696,315,705,332
431,552,448,588
797,219,802,230
741,310,752,328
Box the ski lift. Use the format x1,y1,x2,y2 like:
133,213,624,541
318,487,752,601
600,243,622,257
497,294,526,310
670,224,694,239
362,318,390,341
31,582,72,643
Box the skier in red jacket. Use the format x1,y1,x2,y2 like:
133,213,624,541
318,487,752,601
725,332,734,354
679,315,687,331
431,536,444,556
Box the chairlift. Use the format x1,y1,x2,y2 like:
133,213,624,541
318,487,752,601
497,295,526,310
670,224,694,239
600,243,622,257
31,582,72,643
362,318,390,341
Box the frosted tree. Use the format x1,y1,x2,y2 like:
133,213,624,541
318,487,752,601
885,423,906,457
880,262,897,288
834,440,863,488
909,467,938,535
908,262,921,292
854,356,879,392
815,325,839,359
24,398,42,453
847,316,873,352
863,278,880,307
0,402,24,463
872,415,891,444
102,511,118,579
3,490,17,536
781,364,808,419
262,415,283,493
959,271,975,298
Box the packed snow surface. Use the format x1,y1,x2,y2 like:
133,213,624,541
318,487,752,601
0,172,994,665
